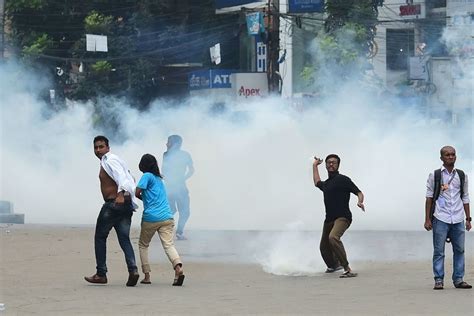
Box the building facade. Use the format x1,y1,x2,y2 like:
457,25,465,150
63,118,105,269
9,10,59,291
373,0,473,123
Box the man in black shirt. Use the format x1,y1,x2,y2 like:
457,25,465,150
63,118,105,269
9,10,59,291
313,154,365,278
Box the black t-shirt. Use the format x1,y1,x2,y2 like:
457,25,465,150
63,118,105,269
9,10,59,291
316,173,361,223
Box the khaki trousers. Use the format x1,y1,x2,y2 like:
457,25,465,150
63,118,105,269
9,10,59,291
320,217,351,270
139,219,182,273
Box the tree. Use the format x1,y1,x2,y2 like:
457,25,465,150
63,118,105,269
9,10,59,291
5,0,241,107
301,0,381,89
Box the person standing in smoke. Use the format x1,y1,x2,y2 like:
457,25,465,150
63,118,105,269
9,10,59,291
135,154,185,286
162,135,194,240
312,154,365,278
424,145,471,290
85,135,140,286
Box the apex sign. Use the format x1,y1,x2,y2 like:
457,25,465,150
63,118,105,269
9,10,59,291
231,73,268,98
238,86,262,98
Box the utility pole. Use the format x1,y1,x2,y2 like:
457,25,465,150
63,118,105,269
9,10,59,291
267,0,280,94
0,0,5,61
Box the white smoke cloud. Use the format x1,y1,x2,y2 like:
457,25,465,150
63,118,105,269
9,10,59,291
1,60,471,232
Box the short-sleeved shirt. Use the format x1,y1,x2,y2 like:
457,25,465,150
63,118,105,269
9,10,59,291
137,172,173,222
162,149,193,192
426,167,469,224
316,173,361,222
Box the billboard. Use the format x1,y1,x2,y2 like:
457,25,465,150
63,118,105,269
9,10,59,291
231,73,268,98
288,0,324,13
189,69,234,90
215,0,260,9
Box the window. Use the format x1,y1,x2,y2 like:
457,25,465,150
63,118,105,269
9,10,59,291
386,29,415,70
432,0,446,9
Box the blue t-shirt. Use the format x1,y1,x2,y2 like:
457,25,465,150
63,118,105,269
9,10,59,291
137,172,173,222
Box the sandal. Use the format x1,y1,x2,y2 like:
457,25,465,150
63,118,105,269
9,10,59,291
173,274,185,286
325,266,343,273
339,271,358,278
172,263,185,286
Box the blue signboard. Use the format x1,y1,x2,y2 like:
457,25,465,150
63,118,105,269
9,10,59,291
215,0,260,9
189,69,234,90
288,0,324,13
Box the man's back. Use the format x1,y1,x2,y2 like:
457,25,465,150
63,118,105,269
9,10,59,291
163,149,192,190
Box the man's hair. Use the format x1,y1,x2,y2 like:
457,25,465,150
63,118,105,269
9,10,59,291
93,135,109,147
168,134,183,148
139,154,162,178
440,146,455,156
325,154,341,164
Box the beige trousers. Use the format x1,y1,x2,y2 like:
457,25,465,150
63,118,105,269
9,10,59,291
320,217,351,270
138,219,182,273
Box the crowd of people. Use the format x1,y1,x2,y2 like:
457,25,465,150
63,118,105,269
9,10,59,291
84,135,471,291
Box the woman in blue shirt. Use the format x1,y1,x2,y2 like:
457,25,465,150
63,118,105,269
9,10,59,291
135,154,184,286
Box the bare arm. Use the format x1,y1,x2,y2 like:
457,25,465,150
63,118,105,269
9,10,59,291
185,164,195,180
464,203,471,231
312,157,322,186
135,187,143,200
424,197,433,231
357,192,365,211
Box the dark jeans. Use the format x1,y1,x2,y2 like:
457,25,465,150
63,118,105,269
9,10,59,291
94,201,137,276
168,188,190,235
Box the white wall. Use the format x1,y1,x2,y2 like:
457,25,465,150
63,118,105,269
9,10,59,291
372,0,423,89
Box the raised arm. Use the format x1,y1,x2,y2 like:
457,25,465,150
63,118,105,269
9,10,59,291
312,157,322,186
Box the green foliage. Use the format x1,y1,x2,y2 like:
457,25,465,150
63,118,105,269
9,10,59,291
6,0,240,106
301,0,380,87
5,0,45,12
84,11,114,34
91,60,112,73
22,33,52,57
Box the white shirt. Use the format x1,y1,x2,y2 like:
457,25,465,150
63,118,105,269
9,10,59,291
101,152,138,209
426,166,469,224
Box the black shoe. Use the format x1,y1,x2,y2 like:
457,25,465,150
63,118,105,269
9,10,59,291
126,272,139,287
454,281,472,289
433,280,444,290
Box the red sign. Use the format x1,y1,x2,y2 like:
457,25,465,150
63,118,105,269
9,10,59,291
399,4,421,16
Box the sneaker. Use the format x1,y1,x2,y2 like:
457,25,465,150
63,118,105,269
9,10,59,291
433,280,444,290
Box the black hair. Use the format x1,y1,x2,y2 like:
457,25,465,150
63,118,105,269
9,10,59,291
93,135,109,147
139,154,162,178
325,154,341,165
440,146,455,156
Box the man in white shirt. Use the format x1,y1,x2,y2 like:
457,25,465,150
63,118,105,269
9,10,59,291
425,145,471,290
84,135,139,286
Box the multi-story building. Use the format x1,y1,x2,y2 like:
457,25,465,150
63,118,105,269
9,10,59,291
373,0,473,123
